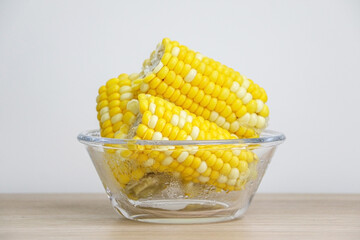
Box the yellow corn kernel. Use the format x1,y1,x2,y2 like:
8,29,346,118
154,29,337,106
117,174,130,184
173,61,185,75
136,124,148,138
198,76,210,89
143,129,154,140
149,77,161,89
213,159,224,171
238,160,248,172
259,104,269,117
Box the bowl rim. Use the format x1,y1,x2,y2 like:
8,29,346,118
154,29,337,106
77,129,285,146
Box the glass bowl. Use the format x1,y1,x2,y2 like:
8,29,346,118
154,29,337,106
78,129,285,224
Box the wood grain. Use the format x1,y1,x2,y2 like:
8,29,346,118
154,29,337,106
0,194,359,240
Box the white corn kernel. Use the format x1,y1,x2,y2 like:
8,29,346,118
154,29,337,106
242,76,250,89
190,126,200,140
153,62,163,74
186,145,198,155
99,107,109,116
230,81,240,92
171,47,180,57
256,99,264,113
248,113,258,127
180,110,187,119
162,156,174,166
165,150,173,156
100,113,110,123
229,168,240,179
170,114,179,126
143,158,154,167
222,122,230,130
111,113,123,124
236,87,246,98
242,93,252,104
140,83,149,92
120,92,133,100
198,176,210,183
197,161,207,173
209,111,219,122
232,149,241,156
217,175,228,184
195,53,204,60
215,116,226,126
148,115,158,129
184,69,197,82
239,113,250,124
256,116,266,129
152,131,162,140
128,73,139,81
177,152,189,163
227,179,237,186
127,99,139,115
178,117,186,128
149,102,156,114
230,121,240,132
119,86,132,94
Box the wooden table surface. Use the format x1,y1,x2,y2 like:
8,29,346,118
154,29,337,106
0,194,359,240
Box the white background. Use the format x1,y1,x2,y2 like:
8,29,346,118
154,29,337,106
1,0,359,193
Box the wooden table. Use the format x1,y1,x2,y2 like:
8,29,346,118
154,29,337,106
0,194,359,240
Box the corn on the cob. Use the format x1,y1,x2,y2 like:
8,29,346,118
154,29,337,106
97,82,257,191
95,38,268,193
134,38,269,138
96,73,138,139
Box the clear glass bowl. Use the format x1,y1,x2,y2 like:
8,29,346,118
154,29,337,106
78,129,285,224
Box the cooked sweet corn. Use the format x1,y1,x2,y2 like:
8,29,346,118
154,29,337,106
96,73,134,139
134,38,269,138
97,88,257,191
95,38,267,193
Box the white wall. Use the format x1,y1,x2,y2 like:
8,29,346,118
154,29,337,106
1,0,359,193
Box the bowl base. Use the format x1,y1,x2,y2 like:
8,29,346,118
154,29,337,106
127,215,242,224
110,197,250,224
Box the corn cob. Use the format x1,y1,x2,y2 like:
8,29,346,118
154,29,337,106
96,73,138,139
97,80,257,192
134,38,269,138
